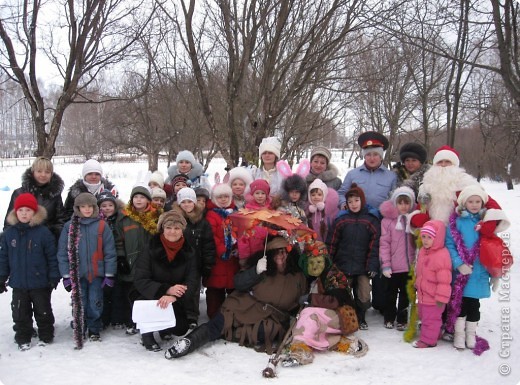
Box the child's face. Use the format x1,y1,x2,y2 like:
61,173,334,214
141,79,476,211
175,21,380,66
216,195,231,208
310,189,324,205
16,207,35,223
197,196,207,207
152,197,165,209
347,196,361,213
33,168,52,185
174,182,188,193
132,194,149,211
421,234,434,249
180,200,195,213
397,200,411,215
79,204,94,218
99,201,116,217
231,179,246,196
289,190,301,203
149,181,160,189
253,190,267,205
84,172,101,184
177,160,192,174
465,195,483,214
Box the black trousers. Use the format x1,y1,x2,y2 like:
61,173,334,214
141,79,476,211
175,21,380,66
458,297,481,322
383,272,409,324
11,287,55,344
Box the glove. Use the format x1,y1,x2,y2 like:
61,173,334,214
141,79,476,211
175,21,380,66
491,277,500,292
382,269,392,279
256,256,267,275
63,278,72,292
477,220,497,237
0,282,7,294
457,264,473,275
299,294,310,306
418,193,431,206
368,271,377,278
101,277,115,288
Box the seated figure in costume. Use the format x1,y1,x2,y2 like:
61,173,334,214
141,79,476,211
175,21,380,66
281,241,368,367
164,237,307,359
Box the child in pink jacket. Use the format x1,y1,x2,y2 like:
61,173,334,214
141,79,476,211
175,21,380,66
413,220,452,348
379,186,416,331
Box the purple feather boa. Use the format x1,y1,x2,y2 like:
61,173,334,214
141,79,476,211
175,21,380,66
68,215,85,349
446,212,489,355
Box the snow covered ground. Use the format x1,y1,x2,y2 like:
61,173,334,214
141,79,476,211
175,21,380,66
0,157,519,385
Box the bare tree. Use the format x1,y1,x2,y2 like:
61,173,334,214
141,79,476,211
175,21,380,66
0,0,154,157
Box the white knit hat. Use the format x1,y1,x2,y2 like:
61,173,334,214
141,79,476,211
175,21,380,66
228,167,253,187
259,137,281,159
176,150,197,166
308,178,328,202
151,187,167,200
457,185,488,208
211,183,233,207
391,186,415,209
176,187,197,204
149,170,165,188
82,159,103,179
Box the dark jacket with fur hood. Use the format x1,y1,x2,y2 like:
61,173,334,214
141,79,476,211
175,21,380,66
4,168,67,241
306,163,342,191
172,203,216,278
64,177,116,219
0,205,60,289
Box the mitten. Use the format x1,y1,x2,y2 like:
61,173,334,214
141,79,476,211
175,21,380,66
102,277,115,288
410,213,429,229
491,277,500,292
457,264,473,275
0,282,7,294
382,268,392,279
477,220,497,237
63,278,72,292
256,256,267,275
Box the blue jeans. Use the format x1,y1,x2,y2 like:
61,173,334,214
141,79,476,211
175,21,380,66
80,277,103,334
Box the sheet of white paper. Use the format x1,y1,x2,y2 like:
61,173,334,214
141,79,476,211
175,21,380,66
132,300,176,325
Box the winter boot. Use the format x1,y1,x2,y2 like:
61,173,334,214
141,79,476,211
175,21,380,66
453,317,466,350
142,332,161,352
465,321,478,349
165,324,209,359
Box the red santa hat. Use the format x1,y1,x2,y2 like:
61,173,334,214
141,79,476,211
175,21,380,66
432,145,460,167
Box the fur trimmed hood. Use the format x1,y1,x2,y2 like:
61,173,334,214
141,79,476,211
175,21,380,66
171,202,204,224
21,167,65,199
6,205,48,227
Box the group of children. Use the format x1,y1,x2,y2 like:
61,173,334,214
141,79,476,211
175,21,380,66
0,149,507,355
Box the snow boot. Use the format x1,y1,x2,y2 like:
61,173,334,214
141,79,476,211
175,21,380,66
165,323,209,359
453,317,466,350
142,332,161,352
465,321,478,349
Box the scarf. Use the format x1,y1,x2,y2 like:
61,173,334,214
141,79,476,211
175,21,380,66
82,180,103,195
67,215,85,349
446,212,489,355
212,207,235,260
160,234,185,262
123,202,159,235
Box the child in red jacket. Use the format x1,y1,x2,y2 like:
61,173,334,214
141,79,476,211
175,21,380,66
413,220,452,348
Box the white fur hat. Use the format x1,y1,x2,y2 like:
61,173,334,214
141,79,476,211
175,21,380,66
457,185,489,208
308,178,328,203
176,150,197,166
228,167,253,187
82,159,103,179
177,187,197,204
259,136,281,159
432,145,460,167
211,183,233,207
149,170,165,188
391,186,416,208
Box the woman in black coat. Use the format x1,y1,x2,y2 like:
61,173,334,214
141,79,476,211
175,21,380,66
134,211,198,352
3,157,67,241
